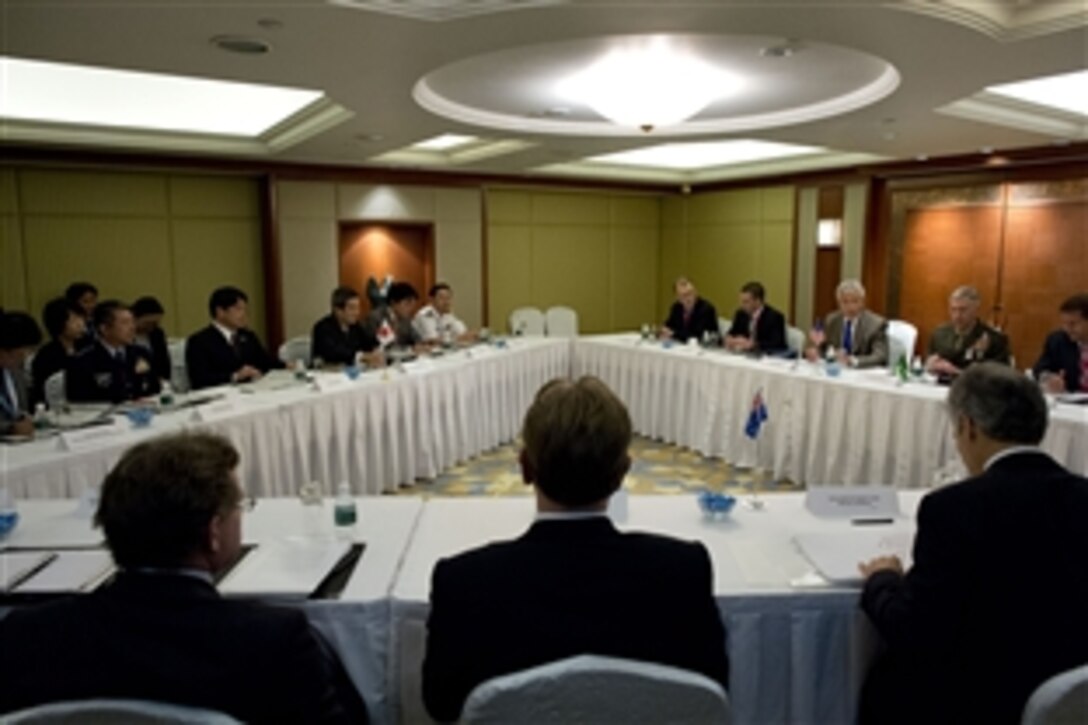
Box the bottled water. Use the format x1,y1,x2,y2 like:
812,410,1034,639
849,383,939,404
333,482,357,538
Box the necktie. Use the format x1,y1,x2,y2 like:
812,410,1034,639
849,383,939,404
230,332,242,358
0,370,14,416
842,320,854,354
749,310,759,337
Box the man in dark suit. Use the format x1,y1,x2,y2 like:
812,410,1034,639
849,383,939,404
805,278,888,368
65,281,98,349
185,286,280,390
66,301,161,404
131,296,172,382
422,376,729,722
1034,292,1087,393
0,432,369,724
364,281,425,350
858,363,1088,725
725,281,788,354
662,277,720,343
31,298,86,407
311,286,382,367
0,311,42,437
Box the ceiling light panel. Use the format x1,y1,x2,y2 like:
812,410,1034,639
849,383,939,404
986,69,1088,117
328,0,567,22
587,139,824,171
0,56,324,137
412,133,478,150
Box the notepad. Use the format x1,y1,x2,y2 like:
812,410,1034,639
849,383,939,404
1,552,55,592
217,537,352,599
15,550,115,593
793,531,914,585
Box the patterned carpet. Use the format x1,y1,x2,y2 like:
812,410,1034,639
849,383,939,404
398,437,802,497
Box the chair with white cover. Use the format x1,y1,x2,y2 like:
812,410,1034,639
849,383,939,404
718,318,732,336
167,338,189,393
278,336,312,367
43,372,65,411
1022,664,1088,725
544,306,578,337
786,325,806,355
886,319,919,369
2,698,241,724
461,654,731,725
508,307,545,336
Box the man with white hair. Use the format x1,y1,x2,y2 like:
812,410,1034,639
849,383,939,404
661,277,720,343
806,279,888,368
926,286,1010,376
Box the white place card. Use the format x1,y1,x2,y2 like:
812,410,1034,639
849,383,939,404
192,399,240,423
794,531,914,585
58,419,126,452
218,537,351,599
312,373,352,393
805,486,900,519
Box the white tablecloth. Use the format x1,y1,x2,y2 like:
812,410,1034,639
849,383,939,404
574,335,1088,488
389,494,923,725
1,339,571,500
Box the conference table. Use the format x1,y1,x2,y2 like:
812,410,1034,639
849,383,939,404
3,492,924,725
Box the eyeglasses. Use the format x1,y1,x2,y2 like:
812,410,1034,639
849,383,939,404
237,496,257,513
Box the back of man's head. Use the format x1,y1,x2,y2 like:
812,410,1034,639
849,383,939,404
0,311,43,351
95,433,241,569
948,362,1048,445
521,376,632,507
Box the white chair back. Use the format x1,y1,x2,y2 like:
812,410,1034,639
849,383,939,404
786,325,806,354
278,336,312,367
2,698,240,724
167,338,189,393
886,319,919,368
462,654,731,725
544,306,578,337
1022,664,1088,725
43,372,65,411
509,307,545,336
718,318,732,336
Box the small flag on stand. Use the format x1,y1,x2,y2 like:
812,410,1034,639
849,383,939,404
377,319,396,348
744,390,769,440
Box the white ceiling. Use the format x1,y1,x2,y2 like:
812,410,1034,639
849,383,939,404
2,0,1086,185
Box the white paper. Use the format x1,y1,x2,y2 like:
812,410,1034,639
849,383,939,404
58,419,125,452
217,537,351,598
805,486,900,519
0,551,54,592
16,550,115,592
312,373,351,393
793,531,914,585
191,399,240,423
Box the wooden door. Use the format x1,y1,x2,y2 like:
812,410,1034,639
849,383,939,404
339,223,435,312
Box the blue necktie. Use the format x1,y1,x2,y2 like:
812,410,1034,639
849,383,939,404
842,320,854,354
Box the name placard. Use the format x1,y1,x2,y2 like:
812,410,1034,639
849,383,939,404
805,486,900,519
191,399,240,423
312,373,352,393
58,420,125,452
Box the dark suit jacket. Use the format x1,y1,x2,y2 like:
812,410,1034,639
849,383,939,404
65,341,161,404
1033,330,1083,392
859,452,1088,725
727,304,788,353
311,314,378,365
0,572,368,723
134,327,171,382
185,325,279,391
422,517,730,722
664,298,721,343
29,340,72,407
364,307,419,348
0,367,30,434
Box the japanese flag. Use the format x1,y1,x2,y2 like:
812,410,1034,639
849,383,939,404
377,319,396,348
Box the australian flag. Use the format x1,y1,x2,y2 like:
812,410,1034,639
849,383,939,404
744,390,769,440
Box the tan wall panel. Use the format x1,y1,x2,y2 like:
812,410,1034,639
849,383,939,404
279,219,339,339
338,184,435,221
685,225,736,310
689,188,762,225
172,220,264,339
488,225,532,332
0,170,18,216
841,182,868,286
22,217,173,328
795,188,818,329
20,170,168,216
758,223,795,316
437,188,480,223
0,215,28,311
610,196,660,227
436,220,483,329
610,226,658,331
171,176,258,218
487,190,531,224
762,186,796,222
279,181,337,220
531,226,610,332
532,193,609,226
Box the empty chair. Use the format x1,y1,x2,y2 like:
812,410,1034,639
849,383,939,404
1022,664,1088,725
461,654,731,725
886,319,919,368
544,306,578,337
277,336,312,367
786,326,805,355
718,318,732,336
2,698,240,724
43,372,65,411
509,307,545,336
167,338,189,393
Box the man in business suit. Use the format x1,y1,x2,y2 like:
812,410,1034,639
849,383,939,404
0,311,42,437
0,432,368,723
725,281,788,354
131,296,172,382
661,277,721,343
806,279,888,368
311,286,383,367
422,376,730,722
858,363,1088,725
66,301,161,404
1034,292,1088,393
364,281,425,350
65,281,98,348
185,286,280,390
31,298,86,407
926,285,1010,375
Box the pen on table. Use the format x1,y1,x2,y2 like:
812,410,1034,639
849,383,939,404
851,518,894,525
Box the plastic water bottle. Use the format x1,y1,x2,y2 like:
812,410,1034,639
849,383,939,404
32,403,50,431
333,482,357,538
158,381,175,408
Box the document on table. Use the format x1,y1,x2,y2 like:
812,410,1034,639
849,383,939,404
1,551,55,592
217,537,352,599
15,550,115,593
793,531,914,585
